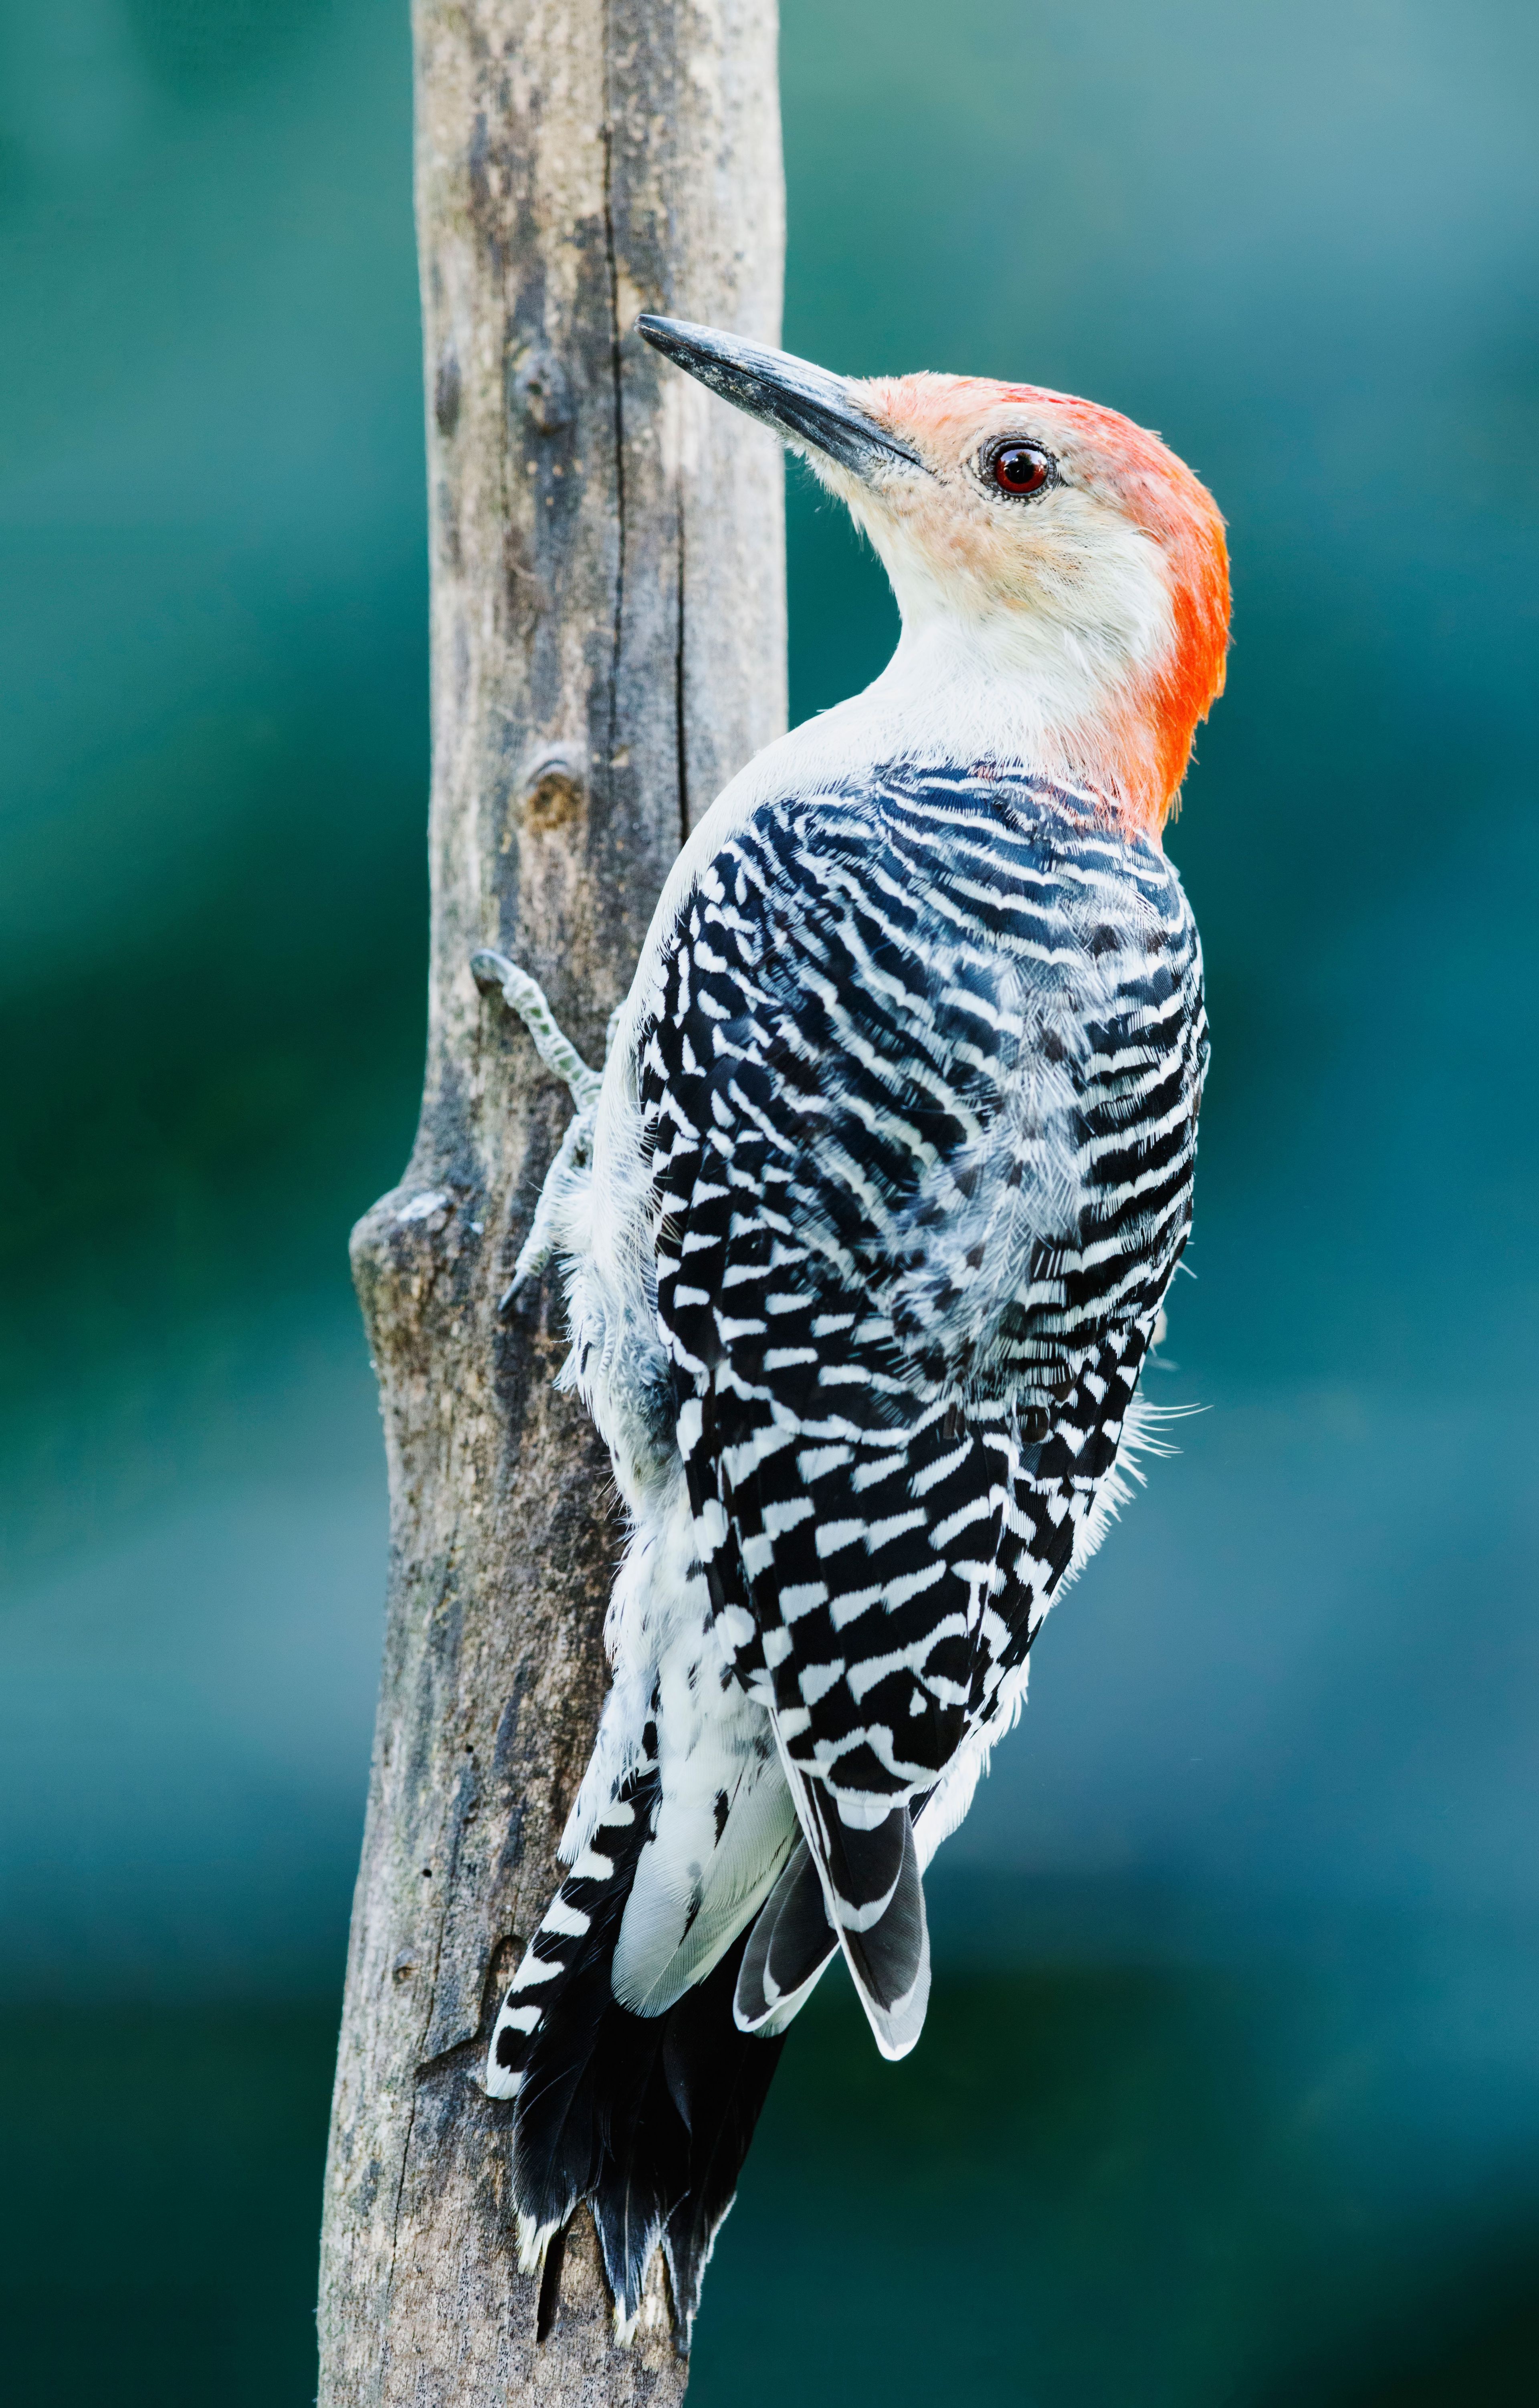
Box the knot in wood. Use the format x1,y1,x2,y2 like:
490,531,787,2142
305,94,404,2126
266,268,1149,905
509,347,573,436
519,742,587,832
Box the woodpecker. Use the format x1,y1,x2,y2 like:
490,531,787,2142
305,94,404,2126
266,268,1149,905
477,315,1230,2347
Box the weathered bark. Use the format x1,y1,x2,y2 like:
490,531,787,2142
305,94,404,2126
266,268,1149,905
317,5,784,2399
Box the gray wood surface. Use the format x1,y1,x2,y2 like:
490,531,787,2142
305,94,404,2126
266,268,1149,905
317,4,785,2396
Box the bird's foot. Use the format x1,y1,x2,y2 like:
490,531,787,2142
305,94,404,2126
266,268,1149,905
472,951,614,1310
471,949,602,1109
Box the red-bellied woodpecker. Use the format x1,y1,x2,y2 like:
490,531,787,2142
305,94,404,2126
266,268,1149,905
473,315,1230,2347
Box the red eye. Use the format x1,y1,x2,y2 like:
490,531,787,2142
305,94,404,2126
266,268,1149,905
991,442,1052,497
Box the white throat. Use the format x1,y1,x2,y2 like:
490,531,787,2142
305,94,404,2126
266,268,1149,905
765,615,1129,802
857,619,1108,770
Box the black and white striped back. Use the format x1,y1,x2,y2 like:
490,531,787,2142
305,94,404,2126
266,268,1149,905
644,764,1206,1804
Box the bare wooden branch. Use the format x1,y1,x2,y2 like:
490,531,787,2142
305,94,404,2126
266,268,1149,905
317,4,784,2397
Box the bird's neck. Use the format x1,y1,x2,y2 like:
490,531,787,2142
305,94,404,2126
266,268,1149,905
816,617,1169,835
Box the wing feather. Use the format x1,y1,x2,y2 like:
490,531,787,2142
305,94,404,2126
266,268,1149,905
643,769,1205,2047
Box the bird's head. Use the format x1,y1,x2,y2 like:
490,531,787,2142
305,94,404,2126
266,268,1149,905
639,315,1229,834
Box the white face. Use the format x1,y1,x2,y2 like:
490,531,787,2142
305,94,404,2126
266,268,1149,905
811,386,1177,717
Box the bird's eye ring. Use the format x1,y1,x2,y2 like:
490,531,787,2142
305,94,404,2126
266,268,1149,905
986,440,1055,499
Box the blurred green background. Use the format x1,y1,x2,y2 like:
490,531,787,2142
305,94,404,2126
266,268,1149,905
1,2,1535,2400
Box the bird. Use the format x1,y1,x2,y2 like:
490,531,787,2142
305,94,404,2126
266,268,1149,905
475,312,1230,2349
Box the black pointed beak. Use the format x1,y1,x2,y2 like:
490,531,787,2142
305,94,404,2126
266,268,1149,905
636,315,923,481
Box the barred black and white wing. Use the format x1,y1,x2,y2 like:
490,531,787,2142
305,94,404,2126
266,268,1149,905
642,767,1206,2053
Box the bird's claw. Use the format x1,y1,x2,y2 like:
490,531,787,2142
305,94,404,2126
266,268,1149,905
497,1268,536,1314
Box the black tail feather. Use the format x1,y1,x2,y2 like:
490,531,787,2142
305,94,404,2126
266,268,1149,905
535,2221,567,2344
652,1931,788,2339
512,1918,786,2349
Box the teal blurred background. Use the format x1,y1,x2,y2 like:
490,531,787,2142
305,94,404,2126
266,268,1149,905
1,2,1535,2399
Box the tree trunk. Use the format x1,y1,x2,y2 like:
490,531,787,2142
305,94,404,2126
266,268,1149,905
317,4,784,2398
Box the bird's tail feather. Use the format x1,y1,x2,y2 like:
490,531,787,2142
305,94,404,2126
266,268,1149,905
485,1750,787,2348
